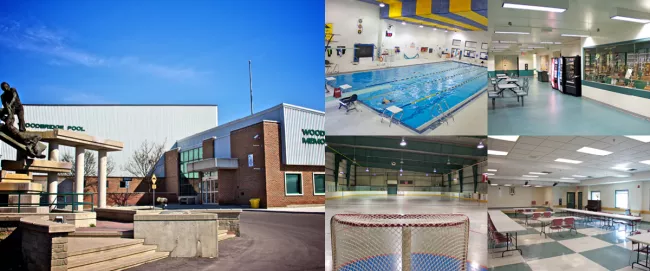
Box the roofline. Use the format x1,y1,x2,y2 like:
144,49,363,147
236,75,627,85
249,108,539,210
23,104,218,107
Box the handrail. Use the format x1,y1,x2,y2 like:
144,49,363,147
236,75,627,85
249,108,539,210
0,191,95,213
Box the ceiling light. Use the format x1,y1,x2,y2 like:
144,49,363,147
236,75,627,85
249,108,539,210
499,41,517,44
447,157,451,165
400,137,407,147
487,169,497,172
555,158,583,164
445,30,448,32
488,150,509,156
528,46,545,49
426,173,429,176
625,136,650,143
485,173,495,176
540,41,554,44
491,183,499,186
615,174,631,178
502,0,567,13
554,42,562,44
561,177,575,180
577,147,612,156
495,31,530,35
640,160,650,165
365,167,369,172
523,184,531,187
419,25,424,28
477,140,485,149
402,22,406,25
400,173,402,176
522,175,539,178
433,28,437,31
504,184,512,187
561,34,590,37
400,168,403,172
610,8,650,24
572,175,586,178
379,3,385,7
433,168,437,173
529,172,548,175
612,164,631,171
488,136,519,142
534,185,543,188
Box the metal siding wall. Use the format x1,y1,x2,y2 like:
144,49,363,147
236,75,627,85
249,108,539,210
4,105,218,177
282,106,325,166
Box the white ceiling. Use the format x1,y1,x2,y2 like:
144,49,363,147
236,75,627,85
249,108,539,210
487,136,650,186
489,0,650,52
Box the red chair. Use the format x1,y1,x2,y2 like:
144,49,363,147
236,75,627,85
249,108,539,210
529,213,541,226
543,211,552,218
531,201,537,206
549,218,563,234
562,217,577,234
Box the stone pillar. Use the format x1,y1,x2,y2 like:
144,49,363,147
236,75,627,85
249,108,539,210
75,147,85,212
98,150,107,208
47,143,60,211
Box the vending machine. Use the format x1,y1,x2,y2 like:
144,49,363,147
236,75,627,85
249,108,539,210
550,58,559,89
560,56,582,96
558,57,564,92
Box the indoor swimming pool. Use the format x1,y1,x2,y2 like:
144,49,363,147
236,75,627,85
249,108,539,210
329,61,487,133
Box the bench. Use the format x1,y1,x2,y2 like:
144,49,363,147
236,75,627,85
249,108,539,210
178,196,197,205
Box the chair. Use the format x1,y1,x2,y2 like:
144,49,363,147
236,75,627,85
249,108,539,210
529,213,542,226
338,94,358,113
562,218,577,234
549,218,563,235
543,211,552,218
531,201,537,206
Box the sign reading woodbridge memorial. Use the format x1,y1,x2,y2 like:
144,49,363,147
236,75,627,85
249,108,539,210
25,123,85,132
301,129,325,145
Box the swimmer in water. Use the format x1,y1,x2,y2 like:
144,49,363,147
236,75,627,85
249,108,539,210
382,97,392,104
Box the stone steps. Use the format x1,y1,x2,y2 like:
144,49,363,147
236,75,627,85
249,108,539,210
67,238,168,271
218,229,236,241
69,230,134,238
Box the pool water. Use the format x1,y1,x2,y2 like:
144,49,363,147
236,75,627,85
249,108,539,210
328,61,487,133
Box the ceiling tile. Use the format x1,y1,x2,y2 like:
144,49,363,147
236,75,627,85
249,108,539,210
568,137,597,146
547,136,576,143
513,143,538,151
517,137,545,146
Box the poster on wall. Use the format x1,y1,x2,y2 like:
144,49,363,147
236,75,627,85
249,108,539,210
480,52,488,60
463,50,472,57
248,154,254,167
325,23,333,41
481,43,488,50
452,39,461,46
465,41,477,48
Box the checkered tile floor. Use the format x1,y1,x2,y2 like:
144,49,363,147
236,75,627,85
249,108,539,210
490,214,650,271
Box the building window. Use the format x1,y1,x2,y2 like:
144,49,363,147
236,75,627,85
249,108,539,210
591,191,600,200
313,173,325,195
120,180,127,188
615,190,629,209
285,172,303,196
179,147,203,196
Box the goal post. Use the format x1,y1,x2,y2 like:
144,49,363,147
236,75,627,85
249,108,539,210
331,214,470,271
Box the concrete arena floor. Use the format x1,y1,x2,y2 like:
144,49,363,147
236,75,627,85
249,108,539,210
325,195,488,271
128,211,325,271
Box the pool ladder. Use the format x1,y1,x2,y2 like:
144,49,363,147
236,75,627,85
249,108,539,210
434,99,454,126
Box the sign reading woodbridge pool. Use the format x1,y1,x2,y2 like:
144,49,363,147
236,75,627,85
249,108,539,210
25,123,85,132
301,129,325,145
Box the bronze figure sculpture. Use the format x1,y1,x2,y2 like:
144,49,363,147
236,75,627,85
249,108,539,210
0,82,45,158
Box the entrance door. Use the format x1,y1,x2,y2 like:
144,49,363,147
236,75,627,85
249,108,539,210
201,177,219,204
496,55,518,76
567,192,576,209
577,192,583,209
387,180,398,195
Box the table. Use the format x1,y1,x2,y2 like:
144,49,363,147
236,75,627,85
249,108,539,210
489,210,526,257
628,232,650,270
555,208,641,234
496,75,509,83
505,78,520,86
537,216,580,238
521,211,554,226
380,106,404,127
497,83,520,95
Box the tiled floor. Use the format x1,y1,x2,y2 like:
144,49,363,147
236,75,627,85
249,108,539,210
487,78,650,135
326,195,488,271
490,214,650,271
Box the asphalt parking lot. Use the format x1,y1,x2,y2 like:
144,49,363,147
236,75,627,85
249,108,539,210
128,211,325,271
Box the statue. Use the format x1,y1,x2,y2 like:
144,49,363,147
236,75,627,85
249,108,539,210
0,82,45,158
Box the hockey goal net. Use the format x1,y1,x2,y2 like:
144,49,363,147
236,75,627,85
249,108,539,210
331,214,470,271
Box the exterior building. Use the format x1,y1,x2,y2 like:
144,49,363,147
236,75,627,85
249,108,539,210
162,103,326,208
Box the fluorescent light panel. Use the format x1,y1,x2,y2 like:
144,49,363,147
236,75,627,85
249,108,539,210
487,169,498,172
488,150,509,156
625,136,650,143
611,16,650,24
610,8,650,24
561,177,575,180
572,175,586,178
640,160,650,165
534,185,543,187
502,0,567,13
522,175,539,178
504,184,512,186
555,158,583,164
528,172,548,175
485,173,495,176
561,34,590,37
577,147,612,156
495,31,530,35
488,136,519,142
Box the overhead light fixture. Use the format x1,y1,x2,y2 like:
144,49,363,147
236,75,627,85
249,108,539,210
561,33,590,38
610,8,650,24
402,22,406,25
534,185,543,188
487,169,497,172
529,172,548,175
488,150,509,156
522,175,539,178
379,3,385,7
400,167,403,172
499,41,518,44
504,184,512,187
625,136,650,143
572,175,586,178
477,140,485,149
494,26,531,35
400,173,402,176
561,177,575,180
495,31,530,35
640,160,650,165
447,157,451,165
365,167,369,172
433,28,437,31
612,164,631,171
554,42,562,44
400,137,407,147
577,147,612,156
615,174,631,178
485,173,495,176
555,158,583,164
528,46,545,49
540,41,554,44
491,183,499,186
445,30,448,32
502,0,567,13
426,173,429,176
523,184,531,187
419,25,424,28
488,136,519,142
553,182,558,186
433,168,437,173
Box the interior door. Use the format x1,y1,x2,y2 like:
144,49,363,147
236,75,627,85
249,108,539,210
567,192,576,209
577,192,583,209
387,184,397,195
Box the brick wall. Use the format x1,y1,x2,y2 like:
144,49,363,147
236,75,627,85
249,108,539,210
263,122,325,207
20,218,74,271
164,148,180,196
203,137,215,159
224,122,267,206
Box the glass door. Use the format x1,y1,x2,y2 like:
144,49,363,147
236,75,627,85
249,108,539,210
567,192,576,209
201,172,219,204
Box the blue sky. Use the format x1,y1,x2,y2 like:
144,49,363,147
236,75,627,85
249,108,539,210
0,0,324,123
